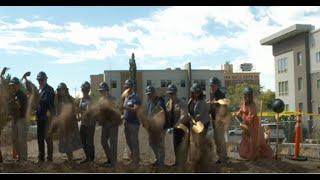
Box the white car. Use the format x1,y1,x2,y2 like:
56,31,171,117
228,128,243,136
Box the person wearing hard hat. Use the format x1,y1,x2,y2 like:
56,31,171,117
208,77,227,164
53,83,82,162
36,71,55,163
188,83,210,171
236,87,273,160
8,77,28,162
97,82,120,168
122,79,141,167
77,81,95,164
145,85,167,168
166,84,189,168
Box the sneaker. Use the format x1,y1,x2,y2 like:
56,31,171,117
103,161,114,168
80,159,90,164
37,159,45,164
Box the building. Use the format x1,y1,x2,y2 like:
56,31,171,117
260,24,320,134
90,62,225,104
223,62,260,89
90,74,104,90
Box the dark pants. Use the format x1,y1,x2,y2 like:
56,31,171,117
37,116,53,161
124,122,140,164
173,128,188,166
80,123,96,161
101,124,118,166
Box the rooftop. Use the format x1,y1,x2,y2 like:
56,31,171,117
260,24,314,45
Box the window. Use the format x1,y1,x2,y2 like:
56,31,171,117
298,77,303,91
285,104,289,111
146,80,152,86
317,79,320,89
167,80,172,86
111,80,117,88
278,58,288,73
298,103,303,111
180,80,186,87
284,81,288,95
316,52,320,63
278,81,288,96
160,80,166,87
297,52,302,65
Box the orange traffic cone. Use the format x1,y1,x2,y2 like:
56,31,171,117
0,150,3,163
294,109,302,159
12,147,17,160
286,108,307,161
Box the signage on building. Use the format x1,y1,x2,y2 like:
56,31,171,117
240,63,253,71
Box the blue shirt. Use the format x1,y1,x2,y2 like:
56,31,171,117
124,92,141,125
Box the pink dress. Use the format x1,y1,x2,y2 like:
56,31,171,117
239,103,273,160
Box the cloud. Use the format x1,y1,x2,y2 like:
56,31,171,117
1,6,320,90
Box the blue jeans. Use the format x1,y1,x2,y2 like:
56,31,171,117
80,123,96,161
101,124,118,166
124,122,140,164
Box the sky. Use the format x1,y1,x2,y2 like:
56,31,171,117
1,6,320,97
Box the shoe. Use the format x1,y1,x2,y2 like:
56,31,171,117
151,161,164,168
80,159,90,164
103,161,113,168
37,159,45,164
47,157,53,162
216,159,228,164
215,160,222,164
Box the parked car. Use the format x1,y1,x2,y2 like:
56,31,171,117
228,128,243,136
262,123,286,143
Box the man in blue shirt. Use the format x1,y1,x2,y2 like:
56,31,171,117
36,71,55,163
122,79,141,167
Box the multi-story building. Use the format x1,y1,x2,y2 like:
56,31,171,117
223,62,260,89
261,24,320,132
90,62,225,104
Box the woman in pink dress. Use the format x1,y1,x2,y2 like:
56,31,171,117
236,87,273,160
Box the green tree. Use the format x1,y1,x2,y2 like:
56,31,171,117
259,89,276,111
226,83,261,111
90,89,101,103
226,83,276,113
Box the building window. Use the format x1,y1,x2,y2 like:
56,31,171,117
317,52,320,63
111,80,117,88
317,79,320,89
298,103,303,111
298,77,303,91
146,80,152,86
180,80,186,87
278,58,288,73
297,52,302,65
160,80,166,87
285,104,289,111
167,80,172,86
278,81,288,96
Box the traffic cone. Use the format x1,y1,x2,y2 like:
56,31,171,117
294,109,302,159
0,150,3,163
285,108,307,161
12,147,17,160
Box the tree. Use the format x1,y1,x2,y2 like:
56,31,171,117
259,89,276,111
226,83,261,111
